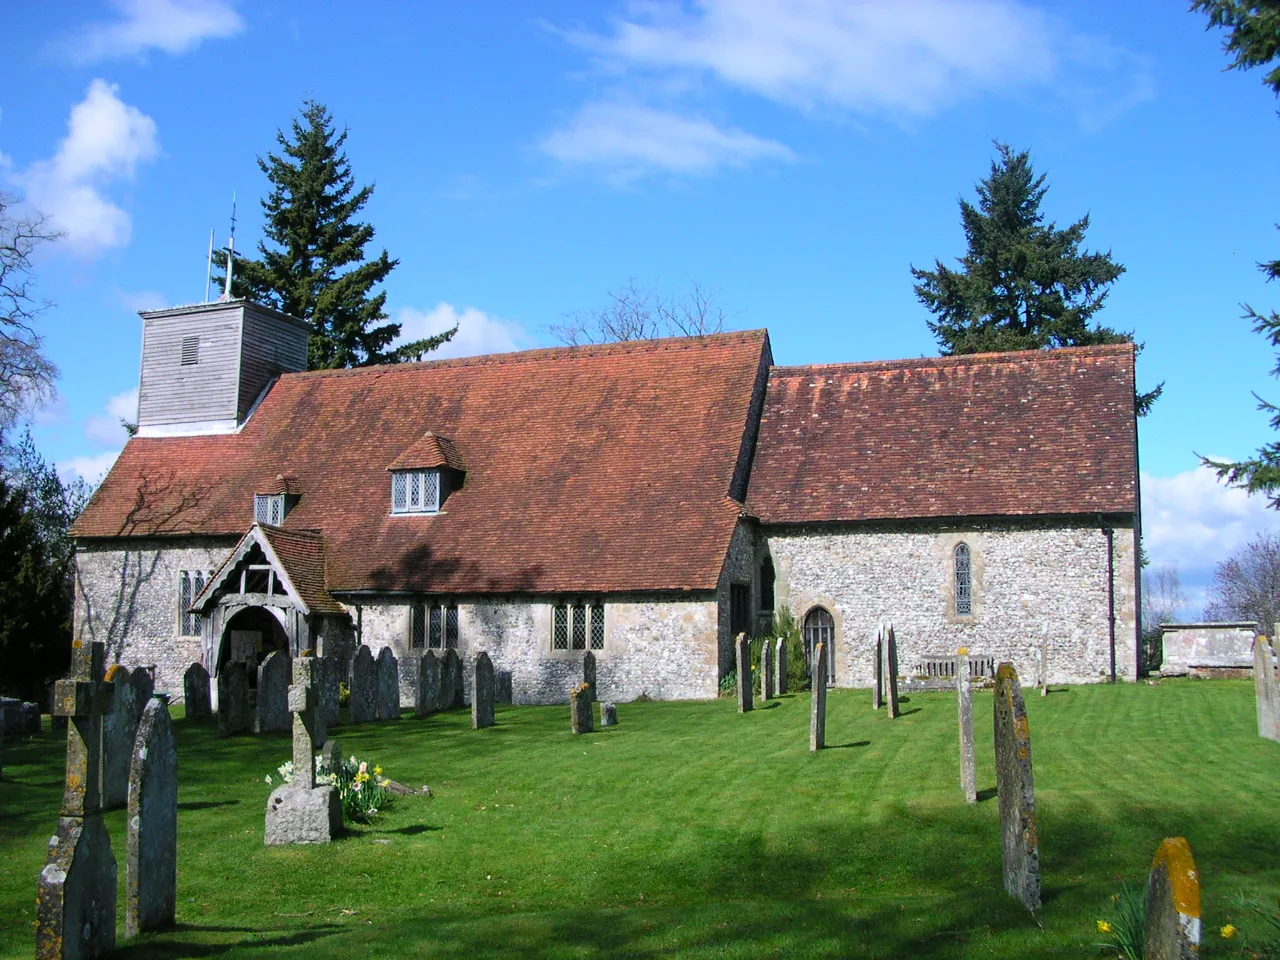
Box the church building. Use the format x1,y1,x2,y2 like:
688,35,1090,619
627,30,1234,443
70,298,1141,703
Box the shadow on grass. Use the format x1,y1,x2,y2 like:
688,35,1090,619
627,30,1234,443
116,923,343,959
179,800,240,812
977,788,998,802
827,740,870,749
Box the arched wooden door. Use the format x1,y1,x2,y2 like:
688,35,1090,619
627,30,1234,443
803,606,836,686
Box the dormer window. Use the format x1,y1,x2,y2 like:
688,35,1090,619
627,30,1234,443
255,493,286,526
392,469,441,515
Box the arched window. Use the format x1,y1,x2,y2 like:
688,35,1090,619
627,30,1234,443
954,543,973,616
803,606,836,685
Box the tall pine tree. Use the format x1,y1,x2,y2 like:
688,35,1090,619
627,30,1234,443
222,100,453,369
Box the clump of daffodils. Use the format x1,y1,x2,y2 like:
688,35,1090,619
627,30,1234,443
270,754,393,823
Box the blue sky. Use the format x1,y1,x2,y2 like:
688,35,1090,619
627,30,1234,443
4,0,1280,614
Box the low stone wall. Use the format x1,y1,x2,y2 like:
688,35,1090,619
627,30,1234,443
1159,622,1256,677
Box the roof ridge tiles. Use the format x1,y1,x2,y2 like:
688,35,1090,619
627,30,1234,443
772,342,1134,378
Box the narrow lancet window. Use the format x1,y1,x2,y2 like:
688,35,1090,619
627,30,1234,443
955,543,973,616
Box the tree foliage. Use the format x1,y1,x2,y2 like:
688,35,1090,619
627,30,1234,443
220,100,453,369
550,278,728,346
1204,530,1280,630
0,192,59,429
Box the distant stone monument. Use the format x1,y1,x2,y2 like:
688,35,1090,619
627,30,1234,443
873,633,883,710
36,640,118,960
761,637,775,701
957,647,977,804
102,664,140,810
318,656,341,728
600,702,618,727
183,663,211,719
126,697,177,935
736,633,752,713
993,662,1040,911
1254,635,1278,741
375,647,400,721
472,652,495,730
348,646,377,724
570,684,594,734
256,651,291,733
811,642,827,751
265,655,342,845
216,663,252,736
1144,837,1201,960
414,651,440,717
776,637,788,695
885,625,901,719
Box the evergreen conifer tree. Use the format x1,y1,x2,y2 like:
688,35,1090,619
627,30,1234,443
220,100,453,369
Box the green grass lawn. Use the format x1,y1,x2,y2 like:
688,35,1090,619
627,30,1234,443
2,680,1278,959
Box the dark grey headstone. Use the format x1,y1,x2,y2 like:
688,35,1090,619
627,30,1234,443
957,648,977,804
102,663,140,809
318,656,341,728
0,696,20,735
885,626,901,719
1143,837,1202,960
571,684,593,734
348,646,377,724
776,637,788,695
600,702,618,727
131,667,155,709
183,663,211,719
735,633,752,713
810,642,827,751
21,701,41,734
872,634,883,710
994,662,1040,911
256,651,291,733
472,652,495,730
414,651,440,717
375,647,400,721
496,669,513,705
582,651,597,700
761,636,775,701
216,663,252,737
127,697,177,936
440,648,462,710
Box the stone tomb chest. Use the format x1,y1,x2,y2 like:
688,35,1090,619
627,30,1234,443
1160,622,1257,679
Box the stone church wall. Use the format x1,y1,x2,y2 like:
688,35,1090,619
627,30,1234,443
766,519,1138,687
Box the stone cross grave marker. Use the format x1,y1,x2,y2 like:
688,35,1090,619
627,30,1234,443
415,650,440,717
265,655,342,845
873,632,883,710
957,647,977,804
318,656,341,728
885,625,901,719
1253,635,1279,741
348,646,377,724
102,663,139,810
440,649,461,710
257,651,291,733
582,650,597,699
126,696,177,936
736,633,753,713
811,641,828,751
183,663,211,719
761,636,775,702
1143,837,1201,960
472,652,496,730
571,683,594,734
600,702,618,727
993,662,1040,911
37,640,118,960
216,663,252,736
776,637,788,695
375,647,400,721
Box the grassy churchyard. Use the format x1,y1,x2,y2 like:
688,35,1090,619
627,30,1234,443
2,681,1278,959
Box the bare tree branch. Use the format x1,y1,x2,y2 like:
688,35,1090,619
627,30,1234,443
0,191,60,428
1203,531,1280,630
551,278,730,346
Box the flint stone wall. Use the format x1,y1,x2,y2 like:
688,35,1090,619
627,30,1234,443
767,519,1139,687
1160,622,1256,677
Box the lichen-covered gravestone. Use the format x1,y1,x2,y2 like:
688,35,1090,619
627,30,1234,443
957,647,977,804
101,664,139,810
126,697,177,936
414,651,440,717
776,637,788,695
993,662,1040,911
811,642,827,751
582,650,597,700
265,655,342,845
1144,837,1201,960
348,646,377,724
216,663,252,736
318,656,342,728
761,636,775,701
570,683,594,734
472,652,496,729
440,649,462,710
885,625,901,719
872,633,883,710
736,633,753,713
256,651,291,733
1253,635,1278,741
36,640,118,960
600,702,618,727
375,647,400,721
183,663,211,719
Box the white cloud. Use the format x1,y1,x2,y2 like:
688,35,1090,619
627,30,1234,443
85,388,139,447
8,80,159,255
118,289,170,313
64,0,244,63
59,450,123,487
1141,466,1280,616
541,101,795,181
394,303,530,361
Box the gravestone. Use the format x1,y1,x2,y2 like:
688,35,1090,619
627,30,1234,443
957,647,977,804
414,651,440,717
761,636,775,701
22,701,42,733
1253,636,1278,741
600,702,618,727
348,646,377,724
216,663,252,736
776,637,788,695
126,697,177,936
472,652,496,729
496,669,514,705
993,662,1040,911
0,696,19,735
36,640,118,960
320,738,342,776
736,633,753,713
571,684,594,734
885,625,901,719
265,655,342,845
131,667,155,707
375,647,400,721
872,634,883,710
440,649,462,710
1039,631,1049,697
318,656,341,728
582,650,597,700
256,651,291,733
1144,837,1201,960
183,663,211,719
102,664,140,810
811,642,828,751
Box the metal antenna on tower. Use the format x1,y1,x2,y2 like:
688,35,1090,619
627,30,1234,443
204,228,215,303
221,192,237,301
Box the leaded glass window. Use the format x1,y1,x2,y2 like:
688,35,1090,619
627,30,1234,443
392,472,407,512
254,493,285,526
412,601,460,650
179,569,208,636
955,543,973,616
445,605,459,648
411,605,425,649
553,605,568,650
571,603,587,650
803,606,836,685
391,469,442,514
552,600,605,653
589,605,604,650
429,605,442,648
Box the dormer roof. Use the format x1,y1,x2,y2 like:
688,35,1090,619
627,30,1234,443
387,433,465,473
192,523,342,615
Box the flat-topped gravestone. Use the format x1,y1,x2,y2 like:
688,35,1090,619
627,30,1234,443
761,636,775,701
183,663,211,719
582,651,597,700
1144,837,1201,960
872,634,883,710
994,662,1040,911
571,684,593,734
1253,636,1278,741
101,664,139,810
736,633,753,713
127,697,177,936
811,642,828,751
266,655,342,845
216,663,252,736
885,626,901,719
472,652,496,729
414,651,440,717
257,651,291,733
349,646,377,724
600,702,618,727
375,647,400,721
37,640,118,960
776,637,788,695
957,648,977,804
318,656,341,728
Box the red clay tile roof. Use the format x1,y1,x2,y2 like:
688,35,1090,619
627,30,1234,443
255,474,300,496
73,331,771,594
257,526,344,614
748,344,1138,524
386,432,466,473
